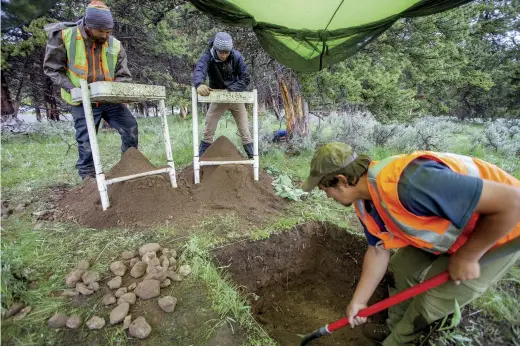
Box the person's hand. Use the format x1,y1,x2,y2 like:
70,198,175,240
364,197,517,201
346,301,368,328
197,84,212,96
448,253,480,285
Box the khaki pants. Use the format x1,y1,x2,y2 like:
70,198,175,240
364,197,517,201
202,102,252,144
383,246,520,345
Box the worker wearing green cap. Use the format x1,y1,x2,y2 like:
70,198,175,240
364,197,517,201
302,143,520,345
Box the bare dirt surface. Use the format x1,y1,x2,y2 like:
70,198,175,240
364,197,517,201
213,221,389,346
58,136,284,232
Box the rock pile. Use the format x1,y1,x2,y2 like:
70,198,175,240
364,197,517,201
51,242,191,339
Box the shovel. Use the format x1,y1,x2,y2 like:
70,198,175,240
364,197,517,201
301,237,520,345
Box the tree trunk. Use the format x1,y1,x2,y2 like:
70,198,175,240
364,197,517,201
279,76,309,138
44,77,60,121
35,106,42,122
1,72,16,120
30,69,43,122
180,106,187,119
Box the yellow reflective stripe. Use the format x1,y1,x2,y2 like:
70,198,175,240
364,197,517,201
367,155,399,180
66,28,87,77
105,36,120,79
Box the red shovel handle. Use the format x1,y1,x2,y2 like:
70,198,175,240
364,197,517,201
327,271,450,332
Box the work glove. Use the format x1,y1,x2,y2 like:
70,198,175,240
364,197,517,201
197,84,212,96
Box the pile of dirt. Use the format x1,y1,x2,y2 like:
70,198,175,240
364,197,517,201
212,221,389,346
59,136,284,231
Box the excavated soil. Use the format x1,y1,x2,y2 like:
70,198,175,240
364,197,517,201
213,221,389,346
59,136,284,231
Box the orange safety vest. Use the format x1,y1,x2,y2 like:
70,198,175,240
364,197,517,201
354,151,520,254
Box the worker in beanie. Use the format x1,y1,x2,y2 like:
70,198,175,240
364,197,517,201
302,143,520,345
43,1,138,180
193,32,254,158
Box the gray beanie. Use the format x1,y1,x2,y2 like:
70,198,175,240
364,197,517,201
84,1,114,29
213,32,233,52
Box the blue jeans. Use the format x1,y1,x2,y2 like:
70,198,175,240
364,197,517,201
71,103,138,178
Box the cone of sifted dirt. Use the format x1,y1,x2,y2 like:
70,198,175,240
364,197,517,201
59,136,284,230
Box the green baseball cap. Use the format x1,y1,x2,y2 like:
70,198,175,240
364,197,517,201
301,143,358,192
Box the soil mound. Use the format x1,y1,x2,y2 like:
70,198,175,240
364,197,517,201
59,136,284,232
106,148,157,179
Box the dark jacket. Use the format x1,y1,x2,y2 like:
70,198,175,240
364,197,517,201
193,39,250,92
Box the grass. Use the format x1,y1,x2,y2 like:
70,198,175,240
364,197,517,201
2,113,519,345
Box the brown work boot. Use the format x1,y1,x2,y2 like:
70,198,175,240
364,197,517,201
363,323,390,344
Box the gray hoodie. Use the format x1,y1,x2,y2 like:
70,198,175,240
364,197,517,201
43,19,132,92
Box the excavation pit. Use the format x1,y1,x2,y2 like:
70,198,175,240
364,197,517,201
213,222,389,345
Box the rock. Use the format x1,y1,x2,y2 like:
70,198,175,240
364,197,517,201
142,251,157,264
129,257,140,267
121,250,137,260
107,276,123,289
110,261,127,276
76,282,94,295
139,243,162,256
160,278,171,288
130,261,147,278
127,282,137,291
163,248,177,259
60,290,79,297
65,269,85,288
66,315,82,329
88,282,100,291
158,296,177,313
102,294,117,306
144,258,167,281
5,302,25,318
166,271,183,282
81,271,100,285
117,292,136,305
129,316,152,339
114,287,127,298
161,248,174,258
146,258,161,274
110,302,130,325
48,314,68,328
86,316,105,330
32,210,50,217
144,268,167,281
33,222,44,230
13,306,32,320
123,315,132,330
168,257,177,267
159,256,169,269
14,204,26,212
77,260,90,271
134,280,160,300
168,266,175,272
179,265,192,277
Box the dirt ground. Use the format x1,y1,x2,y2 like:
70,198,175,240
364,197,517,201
58,136,285,232
213,221,389,346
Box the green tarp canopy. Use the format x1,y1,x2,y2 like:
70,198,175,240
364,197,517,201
189,0,473,72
